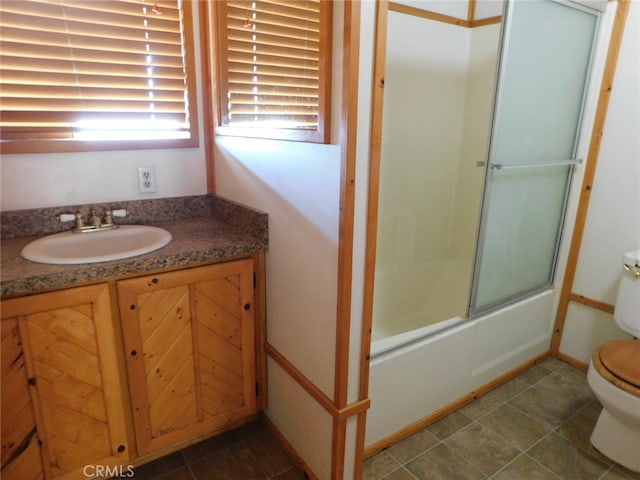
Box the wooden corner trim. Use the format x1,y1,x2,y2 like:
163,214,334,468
568,292,615,315
266,343,371,422
389,1,500,28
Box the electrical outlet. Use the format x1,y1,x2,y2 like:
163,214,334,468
138,166,157,193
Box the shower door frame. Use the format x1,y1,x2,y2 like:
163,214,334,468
468,0,603,317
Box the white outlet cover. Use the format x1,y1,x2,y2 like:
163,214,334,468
138,166,157,193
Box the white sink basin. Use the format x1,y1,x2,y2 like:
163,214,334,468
21,225,172,264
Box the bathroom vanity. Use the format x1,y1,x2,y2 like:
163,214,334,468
0,196,268,480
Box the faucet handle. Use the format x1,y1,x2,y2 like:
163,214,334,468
74,212,85,230
104,209,113,225
112,209,128,218
57,213,76,223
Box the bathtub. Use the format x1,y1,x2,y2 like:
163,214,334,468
366,289,557,448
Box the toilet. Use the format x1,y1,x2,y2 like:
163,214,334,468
587,249,640,472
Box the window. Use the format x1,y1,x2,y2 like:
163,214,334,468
0,0,198,154
214,0,332,143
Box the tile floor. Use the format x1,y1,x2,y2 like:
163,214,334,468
363,357,640,480
126,358,640,480
126,420,306,480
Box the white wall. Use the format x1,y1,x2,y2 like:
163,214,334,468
214,118,341,480
559,0,640,361
475,0,504,19
215,136,341,398
396,0,469,19
212,8,345,477
0,148,207,210
0,7,207,211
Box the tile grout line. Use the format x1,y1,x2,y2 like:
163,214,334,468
182,452,199,480
488,452,563,480
241,437,274,479
384,438,444,467
378,465,419,480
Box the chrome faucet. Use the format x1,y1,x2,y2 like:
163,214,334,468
57,208,128,233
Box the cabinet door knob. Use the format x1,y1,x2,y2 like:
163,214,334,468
117,445,126,453
244,303,251,311
131,350,137,356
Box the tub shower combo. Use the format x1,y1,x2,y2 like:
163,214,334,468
365,0,612,447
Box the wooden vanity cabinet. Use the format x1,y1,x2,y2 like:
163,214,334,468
1,318,44,480
0,284,131,480
116,259,257,456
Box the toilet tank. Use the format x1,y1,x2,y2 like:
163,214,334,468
614,249,640,338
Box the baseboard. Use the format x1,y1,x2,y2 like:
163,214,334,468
556,351,589,372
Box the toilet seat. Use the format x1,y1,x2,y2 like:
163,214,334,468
593,340,640,397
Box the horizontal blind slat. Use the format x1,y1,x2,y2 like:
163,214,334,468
227,30,319,52
225,50,319,70
228,77,318,90
228,45,318,64
230,100,318,109
1,111,187,124
225,86,319,99
2,71,184,89
1,98,188,112
0,44,185,68
228,90,319,100
227,1,319,22
1,56,187,80
0,23,183,47
227,9,319,33
1,84,186,102
228,65,319,81
1,27,184,56
0,9,182,35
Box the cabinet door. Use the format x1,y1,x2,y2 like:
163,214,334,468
1,284,131,480
1,319,45,480
117,259,256,455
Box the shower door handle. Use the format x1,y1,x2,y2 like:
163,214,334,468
476,161,486,167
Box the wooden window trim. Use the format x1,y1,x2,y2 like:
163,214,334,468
213,0,332,144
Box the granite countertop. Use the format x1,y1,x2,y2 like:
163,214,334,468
1,195,268,299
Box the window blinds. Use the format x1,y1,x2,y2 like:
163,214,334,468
0,0,196,146
216,0,331,141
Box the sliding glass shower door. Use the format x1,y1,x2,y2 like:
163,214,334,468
471,0,600,312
